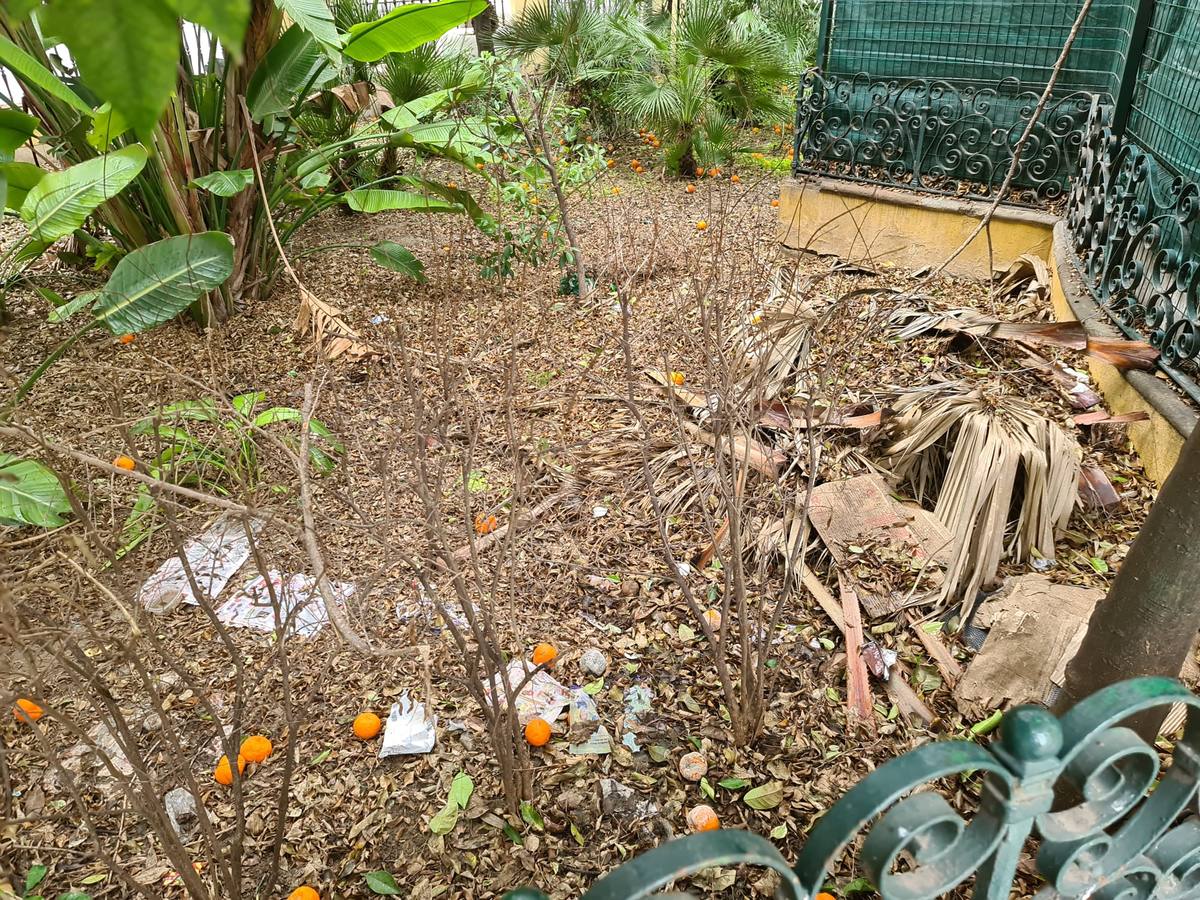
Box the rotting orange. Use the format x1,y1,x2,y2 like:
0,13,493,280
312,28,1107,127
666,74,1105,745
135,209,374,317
113,455,136,471
525,717,551,747
687,804,720,832
119,333,134,344
695,220,709,231
685,184,696,194
214,753,246,786
241,735,273,764
474,513,499,535
532,643,558,667
14,698,43,722
288,887,320,900
353,712,382,740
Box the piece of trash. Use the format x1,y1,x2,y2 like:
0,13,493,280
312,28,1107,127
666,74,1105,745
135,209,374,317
861,641,897,680
484,661,572,726
592,505,609,518
678,751,708,781
1073,409,1149,426
621,684,653,751
394,578,474,630
674,561,693,578
217,571,353,638
579,648,609,676
369,313,390,325
600,778,658,823
567,688,612,755
584,574,621,595
138,514,263,613
379,692,436,758
1031,557,1054,572
1079,466,1121,509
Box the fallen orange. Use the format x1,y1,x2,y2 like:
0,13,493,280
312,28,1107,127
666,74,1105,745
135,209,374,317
695,221,709,231
771,199,780,207
113,455,136,471
353,712,382,740
685,184,696,194
532,643,557,667
730,174,741,184
214,753,246,786
669,371,685,386
288,887,320,900
687,804,720,832
119,333,134,345
241,735,272,764
525,717,551,747
13,698,43,722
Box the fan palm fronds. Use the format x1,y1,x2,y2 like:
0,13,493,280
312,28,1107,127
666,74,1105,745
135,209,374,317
884,384,1079,610
733,268,827,400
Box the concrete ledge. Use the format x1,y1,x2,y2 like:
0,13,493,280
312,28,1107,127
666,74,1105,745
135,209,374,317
777,176,1057,279
1048,221,1196,485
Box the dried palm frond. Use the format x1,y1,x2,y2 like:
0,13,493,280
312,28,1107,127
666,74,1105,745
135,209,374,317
888,305,1087,350
883,383,1080,610
294,288,375,359
732,267,827,400
995,253,1051,309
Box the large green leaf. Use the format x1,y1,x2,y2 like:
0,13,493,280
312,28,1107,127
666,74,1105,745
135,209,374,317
85,103,131,151
0,109,38,156
92,232,234,334
0,452,72,528
190,168,254,196
343,0,486,61
20,145,148,243
370,241,425,282
0,161,44,213
46,0,179,140
167,0,251,56
344,189,460,214
0,34,92,115
246,24,333,122
277,0,342,52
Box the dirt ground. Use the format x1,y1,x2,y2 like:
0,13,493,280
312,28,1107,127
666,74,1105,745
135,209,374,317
0,164,1157,898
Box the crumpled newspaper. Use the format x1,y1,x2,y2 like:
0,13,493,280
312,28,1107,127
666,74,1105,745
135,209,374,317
483,661,571,726
138,514,263,613
568,688,611,755
217,571,354,638
379,692,436,758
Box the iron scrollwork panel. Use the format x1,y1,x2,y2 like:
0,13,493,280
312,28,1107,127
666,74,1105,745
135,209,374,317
794,70,1094,203
1067,103,1200,373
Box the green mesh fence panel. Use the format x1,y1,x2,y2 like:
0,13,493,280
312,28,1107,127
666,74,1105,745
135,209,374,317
1126,0,1200,180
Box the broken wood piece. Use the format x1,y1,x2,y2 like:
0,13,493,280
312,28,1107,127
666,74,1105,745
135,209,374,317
756,401,887,431
695,515,729,570
838,573,876,734
682,421,785,478
802,568,844,631
1073,409,1149,426
908,614,963,688
1086,337,1158,370
1079,466,1121,509
885,661,936,726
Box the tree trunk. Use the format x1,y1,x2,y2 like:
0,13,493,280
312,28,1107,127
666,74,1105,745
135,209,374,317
1056,420,1200,738
471,2,499,54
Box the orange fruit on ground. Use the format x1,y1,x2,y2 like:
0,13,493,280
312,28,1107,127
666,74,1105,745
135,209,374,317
730,174,741,184
695,220,708,231
119,333,134,344
685,184,696,194
447,181,457,189
474,162,485,170
288,888,320,900
815,894,836,900
14,698,43,722
687,804,720,832
669,371,685,386
532,643,558,667
240,735,273,764
353,711,382,740
611,187,622,196
113,455,136,471
214,753,246,786
771,199,780,207
525,717,551,747
708,167,720,177
474,513,499,535
695,166,705,176
606,159,615,168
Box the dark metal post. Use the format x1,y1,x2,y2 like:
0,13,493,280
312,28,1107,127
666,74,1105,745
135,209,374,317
1110,0,1157,140
815,0,835,71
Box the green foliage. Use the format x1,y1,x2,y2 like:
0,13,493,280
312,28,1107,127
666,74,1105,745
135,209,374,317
370,241,426,282
0,452,71,528
189,169,256,196
20,146,148,245
344,0,486,61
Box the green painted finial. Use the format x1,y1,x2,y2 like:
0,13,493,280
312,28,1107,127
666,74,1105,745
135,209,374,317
998,705,1063,762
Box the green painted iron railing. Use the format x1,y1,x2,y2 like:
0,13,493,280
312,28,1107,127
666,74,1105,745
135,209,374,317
506,677,1200,898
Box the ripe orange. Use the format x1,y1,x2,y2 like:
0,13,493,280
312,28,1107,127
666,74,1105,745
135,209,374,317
730,174,741,184
606,159,615,169
288,888,320,900
474,513,499,535
630,159,641,169
475,162,485,170
695,221,708,231
532,643,557,667
611,187,622,196
773,124,782,134
525,717,551,746
353,712,382,740
669,371,685,386
687,804,720,832
685,184,696,194
708,167,720,177
113,455,136,471
770,199,780,208
815,894,836,900
119,333,134,344
240,735,273,764
447,181,458,189
695,166,705,176
214,753,246,786
14,698,43,722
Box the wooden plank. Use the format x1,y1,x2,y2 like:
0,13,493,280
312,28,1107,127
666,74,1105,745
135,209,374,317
908,614,963,687
802,568,844,631
885,661,936,727
838,573,876,735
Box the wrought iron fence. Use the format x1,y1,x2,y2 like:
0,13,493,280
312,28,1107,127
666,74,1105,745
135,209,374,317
505,677,1200,899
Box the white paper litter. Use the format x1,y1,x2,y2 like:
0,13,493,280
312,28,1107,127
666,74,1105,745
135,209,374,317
484,661,572,726
568,688,611,755
138,514,263,613
379,692,436,757
217,571,354,638
394,578,474,630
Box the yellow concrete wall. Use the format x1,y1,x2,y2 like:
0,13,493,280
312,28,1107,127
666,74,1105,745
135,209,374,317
777,177,1055,279
1048,252,1186,486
